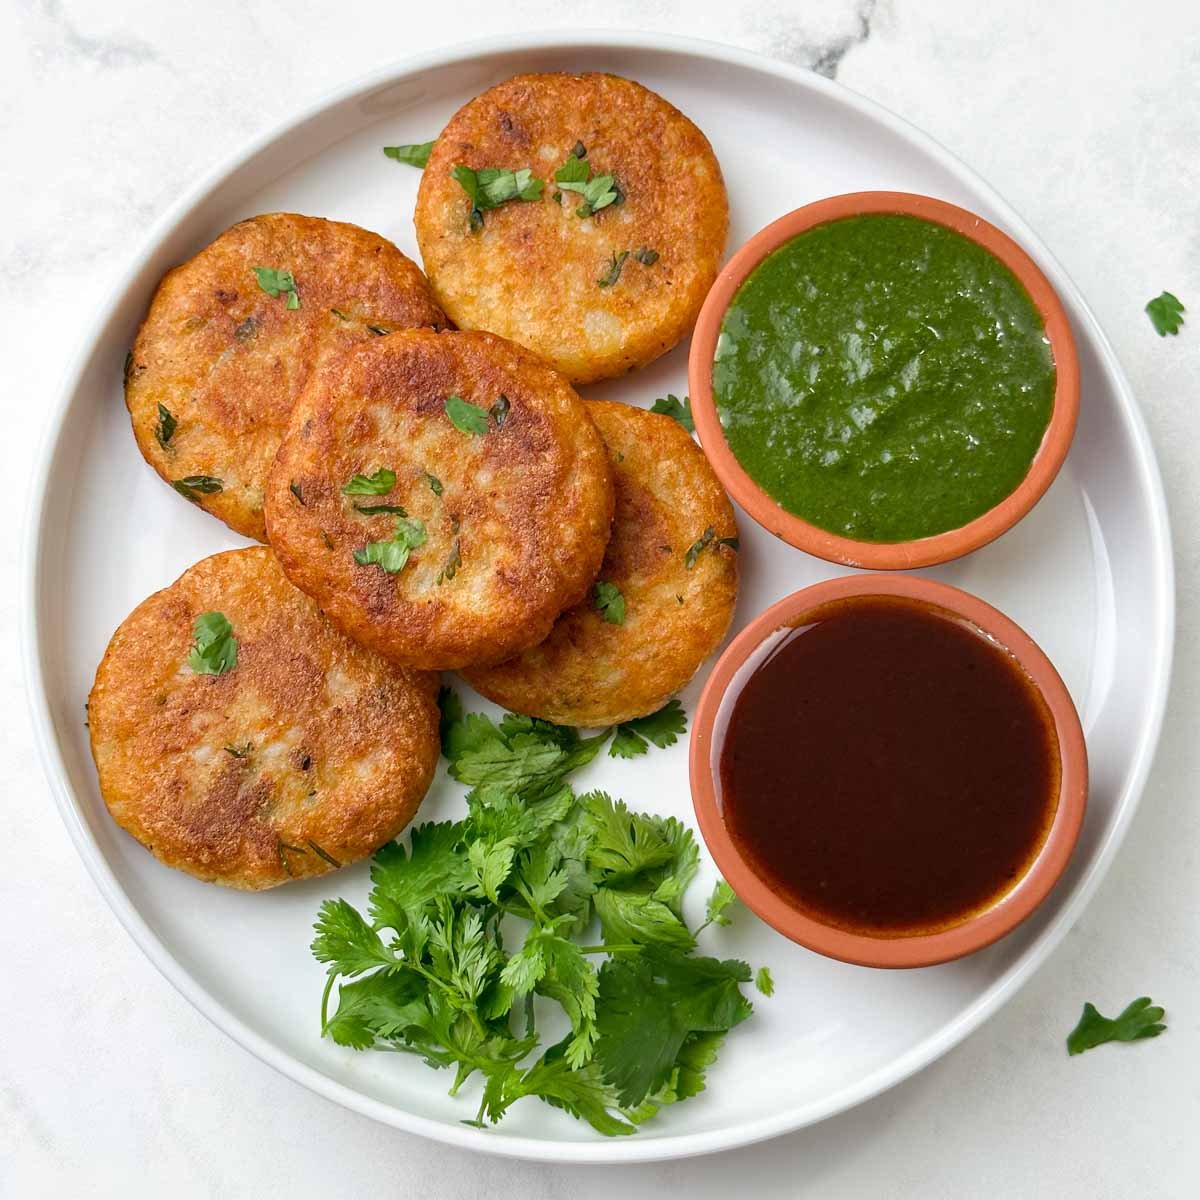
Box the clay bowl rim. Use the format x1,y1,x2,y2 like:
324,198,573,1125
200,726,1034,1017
688,572,1089,969
687,190,1081,570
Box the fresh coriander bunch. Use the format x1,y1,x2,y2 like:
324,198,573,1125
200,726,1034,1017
311,690,769,1136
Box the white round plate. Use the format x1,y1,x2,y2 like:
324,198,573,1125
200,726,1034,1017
24,32,1173,1164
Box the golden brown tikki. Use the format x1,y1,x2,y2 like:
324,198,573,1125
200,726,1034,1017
265,329,614,670
88,547,440,890
414,73,728,384
126,213,446,541
464,401,738,726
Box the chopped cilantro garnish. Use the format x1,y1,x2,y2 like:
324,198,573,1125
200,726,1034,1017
445,395,490,435
342,468,396,496
187,611,237,675
155,403,176,448
438,538,462,584
650,394,693,432
593,581,625,625
452,164,544,229
597,250,630,289
1146,291,1185,336
555,149,620,217
1067,996,1166,1055
383,141,435,168
172,475,223,501
353,516,427,574
253,266,300,309
685,527,738,568
425,472,444,497
490,394,511,429
633,246,659,266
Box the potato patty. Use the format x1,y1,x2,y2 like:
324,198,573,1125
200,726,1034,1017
264,329,614,670
463,401,738,726
88,547,440,890
126,213,446,542
414,73,727,384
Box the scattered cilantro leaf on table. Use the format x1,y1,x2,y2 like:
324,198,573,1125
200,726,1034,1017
311,690,766,1135
1145,291,1185,336
1067,996,1166,1055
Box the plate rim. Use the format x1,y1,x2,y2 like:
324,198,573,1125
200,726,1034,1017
21,29,1176,1164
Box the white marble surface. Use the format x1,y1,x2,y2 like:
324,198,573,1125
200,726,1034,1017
3,1,1199,1195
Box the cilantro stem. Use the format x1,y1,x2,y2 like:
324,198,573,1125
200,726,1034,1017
320,972,338,1034
577,943,644,955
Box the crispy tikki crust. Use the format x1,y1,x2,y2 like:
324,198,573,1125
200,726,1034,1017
464,401,738,725
88,547,440,889
126,213,446,541
265,329,614,670
414,73,727,384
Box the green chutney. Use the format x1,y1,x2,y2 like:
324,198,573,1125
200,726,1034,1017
713,213,1056,543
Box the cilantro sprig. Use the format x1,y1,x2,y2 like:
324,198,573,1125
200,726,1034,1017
1067,996,1166,1055
311,690,762,1135
609,699,687,759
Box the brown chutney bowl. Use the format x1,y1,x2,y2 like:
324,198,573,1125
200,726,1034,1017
687,191,1081,570
689,573,1088,968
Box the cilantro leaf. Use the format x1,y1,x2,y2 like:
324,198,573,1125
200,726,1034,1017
325,971,428,1049
155,403,176,447
650,394,694,432
342,467,396,495
594,950,752,1107
353,515,426,573
593,580,625,625
685,526,738,568
172,475,223,501
311,898,396,978
755,966,775,996
1145,291,1185,336
609,699,687,758
425,472,444,496
554,151,619,216
597,250,629,288
253,265,300,308
445,395,490,435
452,164,544,228
702,880,738,929
1067,996,1166,1055
384,141,434,168
186,611,237,675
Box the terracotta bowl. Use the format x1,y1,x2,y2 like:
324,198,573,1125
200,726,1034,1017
689,573,1088,968
687,191,1081,570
